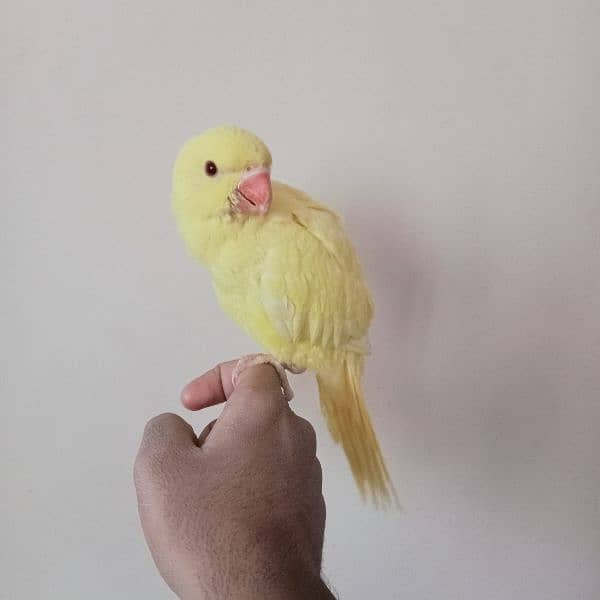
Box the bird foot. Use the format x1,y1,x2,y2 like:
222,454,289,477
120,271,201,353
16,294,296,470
232,354,301,401
282,362,306,375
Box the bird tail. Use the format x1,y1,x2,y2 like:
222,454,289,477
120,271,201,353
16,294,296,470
316,354,397,508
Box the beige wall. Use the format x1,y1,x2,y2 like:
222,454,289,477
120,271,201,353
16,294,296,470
3,1,599,598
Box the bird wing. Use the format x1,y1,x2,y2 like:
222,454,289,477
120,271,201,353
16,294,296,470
259,184,373,361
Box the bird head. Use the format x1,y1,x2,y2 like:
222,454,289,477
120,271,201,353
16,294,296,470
172,126,273,224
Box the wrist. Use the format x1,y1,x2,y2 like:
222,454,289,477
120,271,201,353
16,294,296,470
248,523,333,599
181,568,333,600
259,558,334,600
181,535,333,600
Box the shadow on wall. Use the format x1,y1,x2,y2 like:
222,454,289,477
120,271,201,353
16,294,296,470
342,192,440,498
345,186,600,561
347,201,438,404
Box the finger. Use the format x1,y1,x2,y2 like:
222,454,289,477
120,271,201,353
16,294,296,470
196,419,217,446
181,360,238,410
209,364,291,442
136,413,198,463
229,363,289,411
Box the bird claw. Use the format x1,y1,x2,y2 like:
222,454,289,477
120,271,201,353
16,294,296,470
282,362,306,375
232,354,299,401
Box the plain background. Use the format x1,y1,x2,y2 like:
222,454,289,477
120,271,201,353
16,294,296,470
2,1,599,598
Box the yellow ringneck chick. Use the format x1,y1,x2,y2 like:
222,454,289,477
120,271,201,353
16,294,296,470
172,125,395,506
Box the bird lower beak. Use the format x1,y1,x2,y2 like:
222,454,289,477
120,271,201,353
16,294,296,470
235,167,272,215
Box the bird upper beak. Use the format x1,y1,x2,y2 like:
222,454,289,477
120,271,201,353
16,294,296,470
236,167,272,215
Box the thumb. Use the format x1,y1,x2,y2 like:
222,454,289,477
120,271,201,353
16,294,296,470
206,364,290,445
234,363,287,402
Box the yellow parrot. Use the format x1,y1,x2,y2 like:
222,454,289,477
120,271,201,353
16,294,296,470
172,125,395,506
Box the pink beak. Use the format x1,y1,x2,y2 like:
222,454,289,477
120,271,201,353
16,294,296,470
236,167,272,215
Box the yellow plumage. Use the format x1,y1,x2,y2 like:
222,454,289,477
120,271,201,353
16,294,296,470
172,125,395,506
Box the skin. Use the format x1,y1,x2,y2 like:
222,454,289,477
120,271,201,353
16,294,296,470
134,361,335,599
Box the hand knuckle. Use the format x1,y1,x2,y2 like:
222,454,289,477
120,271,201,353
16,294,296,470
136,414,181,474
144,412,179,436
133,455,149,487
297,417,317,444
312,458,323,483
135,444,165,475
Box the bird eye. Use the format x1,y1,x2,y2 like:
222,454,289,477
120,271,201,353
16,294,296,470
205,161,218,176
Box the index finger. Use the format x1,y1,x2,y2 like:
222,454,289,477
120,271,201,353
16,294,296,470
180,360,238,410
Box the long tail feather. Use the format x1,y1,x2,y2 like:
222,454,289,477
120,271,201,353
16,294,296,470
316,354,398,508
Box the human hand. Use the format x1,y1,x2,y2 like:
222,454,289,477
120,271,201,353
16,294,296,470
134,360,333,599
